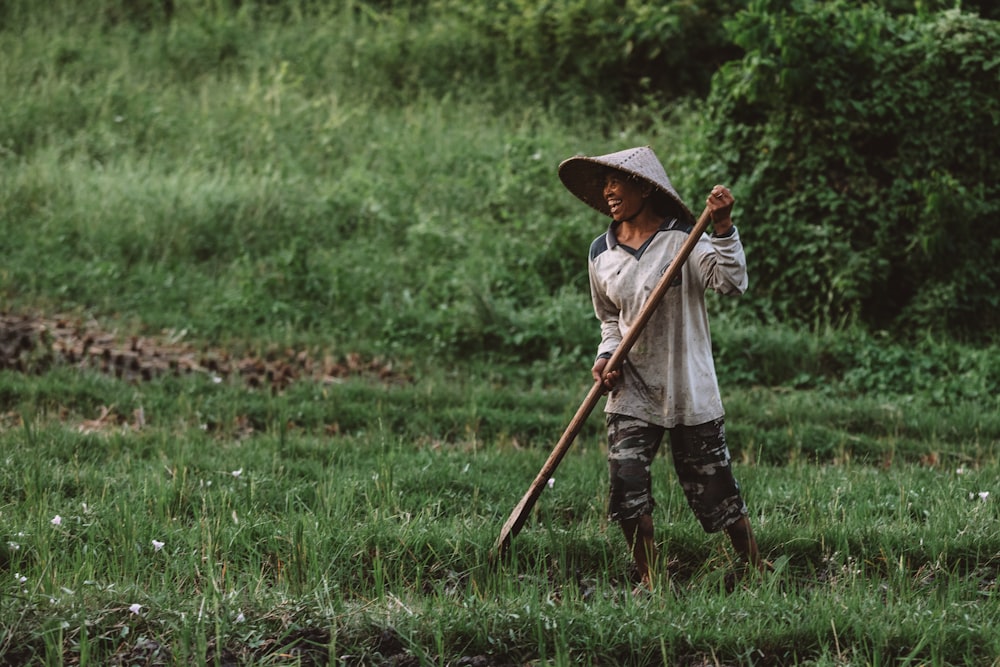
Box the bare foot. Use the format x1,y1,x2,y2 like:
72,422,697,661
631,575,653,597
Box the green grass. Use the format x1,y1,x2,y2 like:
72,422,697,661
0,2,706,363
1,367,998,665
2,4,999,665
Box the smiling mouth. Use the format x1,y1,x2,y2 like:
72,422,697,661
608,198,622,214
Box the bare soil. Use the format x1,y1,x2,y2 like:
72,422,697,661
0,311,409,391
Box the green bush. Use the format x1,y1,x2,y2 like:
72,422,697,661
448,0,746,104
712,316,1000,402
702,1,1000,339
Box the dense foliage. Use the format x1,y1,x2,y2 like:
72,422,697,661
702,1,1000,337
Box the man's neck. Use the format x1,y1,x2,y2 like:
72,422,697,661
615,209,665,248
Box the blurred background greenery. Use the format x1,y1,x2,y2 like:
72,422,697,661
1,0,998,397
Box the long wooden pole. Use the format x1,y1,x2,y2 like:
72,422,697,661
492,206,713,561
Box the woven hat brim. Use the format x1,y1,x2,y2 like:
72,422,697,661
557,149,694,222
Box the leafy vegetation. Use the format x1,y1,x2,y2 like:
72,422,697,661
704,1,1000,335
1,0,999,664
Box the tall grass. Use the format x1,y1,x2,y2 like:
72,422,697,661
0,2,706,364
3,362,1000,664
2,366,998,664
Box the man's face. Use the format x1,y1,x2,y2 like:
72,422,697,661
603,172,648,222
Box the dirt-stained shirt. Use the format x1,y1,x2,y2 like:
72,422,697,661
588,217,747,428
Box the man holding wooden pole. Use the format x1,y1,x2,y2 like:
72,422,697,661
560,146,763,593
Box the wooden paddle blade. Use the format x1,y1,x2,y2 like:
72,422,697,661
491,380,605,563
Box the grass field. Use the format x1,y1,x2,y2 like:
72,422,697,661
1,355,998,665
2,3,999,665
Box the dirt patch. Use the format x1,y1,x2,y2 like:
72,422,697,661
0,312,410,391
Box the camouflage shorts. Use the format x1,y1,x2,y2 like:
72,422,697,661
606,414,747,533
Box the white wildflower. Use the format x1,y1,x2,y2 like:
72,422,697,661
15,574,27,584
547,478,555,489
236,612,246,623
151,540,165,552
51,515,62,526
978,491,990,502
231,468,242,478
129,603,142,615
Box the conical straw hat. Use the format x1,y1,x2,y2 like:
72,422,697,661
557,146,693,222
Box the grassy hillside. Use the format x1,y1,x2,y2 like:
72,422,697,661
3,2,999,396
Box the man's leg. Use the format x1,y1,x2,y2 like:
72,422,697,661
724,515,762,571
621,514,656,590
669,419,766,573
607,414,663,591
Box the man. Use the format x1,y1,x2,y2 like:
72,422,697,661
558,146,763,591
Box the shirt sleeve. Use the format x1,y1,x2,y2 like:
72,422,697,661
589,259,622,360
692,226,748,295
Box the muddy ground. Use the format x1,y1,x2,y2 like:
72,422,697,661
0,312,408,392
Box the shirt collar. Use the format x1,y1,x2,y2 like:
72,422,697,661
606,216,679,249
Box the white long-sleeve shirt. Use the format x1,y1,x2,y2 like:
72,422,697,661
588,217,747,428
